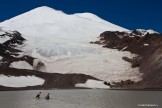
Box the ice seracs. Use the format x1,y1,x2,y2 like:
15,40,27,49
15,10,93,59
31,46,142,83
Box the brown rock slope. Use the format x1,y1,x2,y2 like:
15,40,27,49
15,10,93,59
91,30,162,89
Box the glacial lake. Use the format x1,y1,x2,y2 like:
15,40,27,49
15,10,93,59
0,89,161,108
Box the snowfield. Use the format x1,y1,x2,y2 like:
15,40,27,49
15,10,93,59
135,29,159,35
0,29,16,43
0,36,10,44
75,79,110,89
0,75,45,87
0,56,3,60
9,61,33,70
0,6,128,43
0,6,142,87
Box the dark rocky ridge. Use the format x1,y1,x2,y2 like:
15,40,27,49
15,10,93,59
91,30,162,89
0,30,33,67
0,29,45,70
0,67,98,91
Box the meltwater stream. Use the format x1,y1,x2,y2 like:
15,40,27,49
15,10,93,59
0,89,161,108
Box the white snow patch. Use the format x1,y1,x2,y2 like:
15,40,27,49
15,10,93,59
5,50,11,53
75,79,110,89
0,56,3,60
144,43,149,46
135,29,159,36
0,75,45,87
121,46,128,51
0,28,6,35
10,61,33,70
0,32,4,35
33,59,40,68
145,29,159,34
0,36,10,44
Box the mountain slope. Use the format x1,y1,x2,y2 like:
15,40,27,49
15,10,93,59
0,6,128,43
92,30,162,89
0,6,142,89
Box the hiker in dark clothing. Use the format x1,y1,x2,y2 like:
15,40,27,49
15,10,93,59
45,93,50,100
36,92,41,99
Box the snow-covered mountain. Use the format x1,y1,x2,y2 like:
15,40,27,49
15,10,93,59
0,6,147,89
0,6,127,43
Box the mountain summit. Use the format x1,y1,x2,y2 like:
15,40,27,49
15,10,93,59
0,6,128,42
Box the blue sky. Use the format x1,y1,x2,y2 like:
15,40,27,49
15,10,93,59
0,0,161,33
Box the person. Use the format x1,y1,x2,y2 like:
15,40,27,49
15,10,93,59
36,92,41,99
45,93,50,100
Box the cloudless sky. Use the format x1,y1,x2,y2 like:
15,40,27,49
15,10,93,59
0,0,161,33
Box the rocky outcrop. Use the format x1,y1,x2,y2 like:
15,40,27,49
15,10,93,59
91,30,162,89
0,29,45,71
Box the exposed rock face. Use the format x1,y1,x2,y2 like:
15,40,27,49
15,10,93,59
91,30,162,89
92,30,161,56
0,29,46,71
137,46,162,89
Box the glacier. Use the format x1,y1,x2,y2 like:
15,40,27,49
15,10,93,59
0,6,142,83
